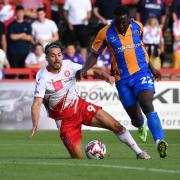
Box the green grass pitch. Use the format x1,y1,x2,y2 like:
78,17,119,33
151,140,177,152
0,130,180,180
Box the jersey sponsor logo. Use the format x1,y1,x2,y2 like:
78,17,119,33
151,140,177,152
145,3,161,10
115,43,141,53
64,70,70,77
51,79,63,92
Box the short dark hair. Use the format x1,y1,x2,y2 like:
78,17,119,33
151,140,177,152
34,43,43,50
114,5,129,17
37,7,46,12
16,5,24,12
45,41,62,55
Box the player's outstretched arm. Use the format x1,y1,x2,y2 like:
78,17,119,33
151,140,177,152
29,97,43,138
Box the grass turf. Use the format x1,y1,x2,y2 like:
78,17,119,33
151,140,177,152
0,130,180,180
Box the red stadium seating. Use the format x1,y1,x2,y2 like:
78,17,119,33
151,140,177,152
4,68,34,80
2,68,180,81
159,68,180,80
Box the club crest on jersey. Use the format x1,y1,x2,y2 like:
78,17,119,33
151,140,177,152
51,79,63,92
64,70,70,77
133,30,140,36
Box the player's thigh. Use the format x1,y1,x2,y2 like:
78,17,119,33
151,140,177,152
91,109,124,133
116,81,137,107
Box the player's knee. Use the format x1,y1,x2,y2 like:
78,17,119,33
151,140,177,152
131,119,143,128
139,98,154,114
141,103,154,114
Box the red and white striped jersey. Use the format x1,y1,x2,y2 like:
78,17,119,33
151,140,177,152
143,25,163,45
34,60,82,111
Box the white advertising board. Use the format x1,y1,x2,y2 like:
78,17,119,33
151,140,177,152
0,81,180,130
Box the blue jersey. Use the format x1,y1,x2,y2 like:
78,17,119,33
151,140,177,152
92,19,149,81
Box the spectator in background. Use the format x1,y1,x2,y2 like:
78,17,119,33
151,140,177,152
32,7,59,47
21,0,43,23
90,49,111,80
25,42,46,69
172,18,180,69
143,16,164,69
51,0,60,25
7,5,32,68
63,43,85,65
63,0,92,61
136,0,166,28
0,21,7,52
172,0,180,22
96,49,111,70
93,0,121,33
0,48,10,79
0,0,15,28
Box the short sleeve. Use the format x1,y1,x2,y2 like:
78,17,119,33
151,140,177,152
86,0,92,11
72,62,82,73
34,76,46,98
91,27,107,55
51,21,58,33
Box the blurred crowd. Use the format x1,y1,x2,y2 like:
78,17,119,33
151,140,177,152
0,0,180,80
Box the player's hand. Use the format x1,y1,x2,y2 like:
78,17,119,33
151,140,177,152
75,69,87,81
29,126,38,138
106,75,115,86
151,68,161,81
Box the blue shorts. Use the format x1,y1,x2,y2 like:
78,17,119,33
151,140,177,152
115,70,155,108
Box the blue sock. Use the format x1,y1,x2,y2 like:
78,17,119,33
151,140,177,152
146,111,164,142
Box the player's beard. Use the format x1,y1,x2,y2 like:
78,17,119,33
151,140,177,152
53,61,62,70
48,61,62,72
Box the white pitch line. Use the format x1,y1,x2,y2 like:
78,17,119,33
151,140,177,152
0,161,180,175
0,143,179,146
